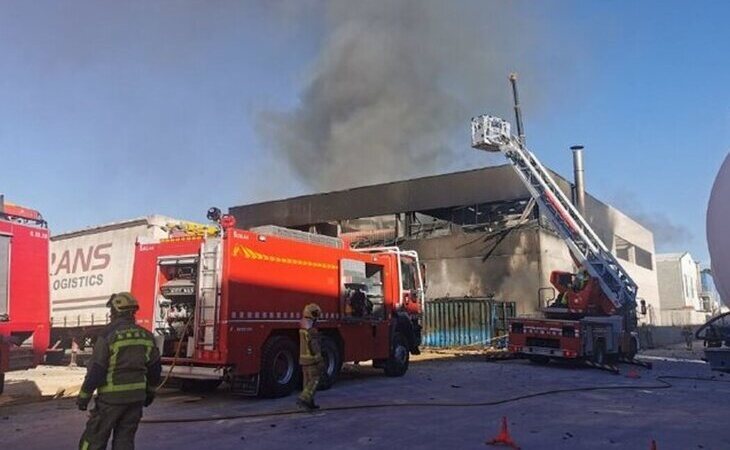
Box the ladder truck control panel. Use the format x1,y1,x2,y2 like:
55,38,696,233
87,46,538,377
470,114,640,365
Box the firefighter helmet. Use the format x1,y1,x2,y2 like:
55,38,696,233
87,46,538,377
106,292,140,313
302,303,322,320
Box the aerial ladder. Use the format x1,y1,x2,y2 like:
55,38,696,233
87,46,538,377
471,76,640,366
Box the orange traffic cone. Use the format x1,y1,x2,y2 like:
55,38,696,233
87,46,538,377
650,439,657,449
486,416,520,449
626,368,641,379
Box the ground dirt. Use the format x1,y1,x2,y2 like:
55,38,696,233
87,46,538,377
1,348,728,449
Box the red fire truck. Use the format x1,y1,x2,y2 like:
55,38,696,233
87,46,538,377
130,211,424,397
0,197,51,394
471,114,639,367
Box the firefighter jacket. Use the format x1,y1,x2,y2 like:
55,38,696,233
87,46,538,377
299,327,322,366
79,317,162,404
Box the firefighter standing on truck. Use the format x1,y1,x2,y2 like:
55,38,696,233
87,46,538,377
77,292,162,450
298,303,324,410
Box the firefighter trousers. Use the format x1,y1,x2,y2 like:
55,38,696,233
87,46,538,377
298,364,321,403
79,399,144,450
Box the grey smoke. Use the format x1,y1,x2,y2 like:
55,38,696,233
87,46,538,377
260,1,535,191
630,212,692,250
608,190,692,250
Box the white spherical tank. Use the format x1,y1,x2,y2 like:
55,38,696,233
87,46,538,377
707,153,730,306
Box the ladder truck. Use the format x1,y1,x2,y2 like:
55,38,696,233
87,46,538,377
470,114,640,367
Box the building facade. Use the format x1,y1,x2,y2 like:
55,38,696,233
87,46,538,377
656,252,713,326
230,165,661,324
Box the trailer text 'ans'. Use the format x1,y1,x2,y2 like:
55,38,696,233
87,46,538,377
131,213,425,397
0,196,50,394
48,216,199,350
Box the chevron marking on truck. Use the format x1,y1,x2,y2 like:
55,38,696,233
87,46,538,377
232,245,338,270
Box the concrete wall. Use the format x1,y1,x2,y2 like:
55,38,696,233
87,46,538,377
657,258,684,310
582,195,661,325
401,226,548,316
659,309,712,327
536,228,574,302
656,253,707,326
400,224,592,317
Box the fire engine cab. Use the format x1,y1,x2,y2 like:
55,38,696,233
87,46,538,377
131,211,424,397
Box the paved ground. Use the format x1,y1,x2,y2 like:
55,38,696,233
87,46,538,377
2,352,729,450
0,365,86,405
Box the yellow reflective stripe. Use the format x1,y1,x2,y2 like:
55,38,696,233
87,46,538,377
81,440,90,450
78,390,91,399
110,338,153,351
98,381,147,394
106,336,154,389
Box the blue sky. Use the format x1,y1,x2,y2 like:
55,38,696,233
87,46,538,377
0,1,727,265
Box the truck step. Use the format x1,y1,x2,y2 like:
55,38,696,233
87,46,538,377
230,374,259,396
583,360,619,374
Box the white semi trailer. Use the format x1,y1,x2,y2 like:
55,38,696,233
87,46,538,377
49,216,189,350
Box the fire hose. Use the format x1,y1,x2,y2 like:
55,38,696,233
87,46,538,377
156,313,195,391
140,375,729,424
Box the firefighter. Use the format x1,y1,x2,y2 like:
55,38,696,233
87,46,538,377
77,292,162,450
297,303,324,410
349,284,367,317
573,270,590,292
681,325,694,350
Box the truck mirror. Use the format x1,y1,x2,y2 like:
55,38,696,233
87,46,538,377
419,262,427,290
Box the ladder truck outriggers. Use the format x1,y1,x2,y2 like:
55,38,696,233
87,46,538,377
471,115,640,367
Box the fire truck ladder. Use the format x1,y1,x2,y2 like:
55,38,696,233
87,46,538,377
471,115,637,311
196,238,222,351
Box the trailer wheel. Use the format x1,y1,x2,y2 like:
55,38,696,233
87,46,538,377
260,335,300,398
384,332,409,377
317,336,342,391
592,339,606,365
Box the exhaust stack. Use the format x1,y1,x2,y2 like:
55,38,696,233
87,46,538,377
570,145,586,214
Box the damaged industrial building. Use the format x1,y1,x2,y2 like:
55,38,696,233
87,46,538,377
230,162,662,345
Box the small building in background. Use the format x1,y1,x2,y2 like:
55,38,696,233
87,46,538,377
656,252,713,326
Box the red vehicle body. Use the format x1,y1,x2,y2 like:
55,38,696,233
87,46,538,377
130,223,424,396
508,271,637,365
0,198,50,394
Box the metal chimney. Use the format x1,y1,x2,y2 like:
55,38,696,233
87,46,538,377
570,145,586,214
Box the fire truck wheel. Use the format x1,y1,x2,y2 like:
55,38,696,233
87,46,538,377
317,336,342,391
260,335,300,398
384,333,410,377
528,355,550,365
0,373,4,395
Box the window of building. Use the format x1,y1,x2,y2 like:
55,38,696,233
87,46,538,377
614,235,653,270
615,236,632,262
635,247,653,270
